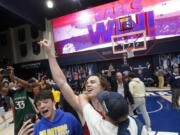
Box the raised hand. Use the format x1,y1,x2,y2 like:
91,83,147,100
37,39,54,57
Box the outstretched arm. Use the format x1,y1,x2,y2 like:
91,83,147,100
8,66,32,92
12,76,30,88
38,40,81,113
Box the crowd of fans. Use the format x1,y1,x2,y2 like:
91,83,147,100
0,39,179,135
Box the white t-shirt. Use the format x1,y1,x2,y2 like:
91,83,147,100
117,82,124,97
83,103,148,135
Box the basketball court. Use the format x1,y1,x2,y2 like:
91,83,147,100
144,88,180,134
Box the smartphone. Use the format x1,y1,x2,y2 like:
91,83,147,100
24,113,36,123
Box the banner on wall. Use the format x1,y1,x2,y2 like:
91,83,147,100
52,0,180,55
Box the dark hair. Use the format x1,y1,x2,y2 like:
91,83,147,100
128,72,136,78
28,78,39,88
84,73,111,91
34,90,54,105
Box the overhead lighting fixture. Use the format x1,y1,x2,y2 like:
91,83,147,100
46,0,54,8
78,11,92,24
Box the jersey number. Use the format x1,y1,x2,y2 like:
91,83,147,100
15,101,25,110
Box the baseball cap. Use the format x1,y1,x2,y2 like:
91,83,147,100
97,91,129,121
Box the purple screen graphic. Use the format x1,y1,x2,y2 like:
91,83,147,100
52,0,180,54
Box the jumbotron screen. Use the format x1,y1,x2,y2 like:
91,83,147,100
52,0,180,54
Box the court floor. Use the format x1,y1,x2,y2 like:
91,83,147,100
142,90,180,134
0,88,180,135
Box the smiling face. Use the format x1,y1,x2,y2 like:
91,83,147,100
36,98,55,121
85,75,104,98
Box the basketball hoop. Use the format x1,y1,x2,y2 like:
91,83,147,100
111,30,146,55
126,47,134,58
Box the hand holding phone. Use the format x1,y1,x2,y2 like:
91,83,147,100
18,119,34,135
24,113,36,123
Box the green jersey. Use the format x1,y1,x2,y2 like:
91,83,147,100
8,89,36,135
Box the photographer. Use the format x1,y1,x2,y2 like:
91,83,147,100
0,67,11,78
0,67,37,135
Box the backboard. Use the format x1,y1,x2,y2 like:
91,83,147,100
111,30,147,56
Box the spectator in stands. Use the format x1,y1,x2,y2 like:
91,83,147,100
144,63,153,78
128,72,151,131
164,68,171,87
68,72,82,94
79,91,148,135
121,64,131,76
168,67,180,109
34,90,82,135
137,69,145,82
155,66,166,89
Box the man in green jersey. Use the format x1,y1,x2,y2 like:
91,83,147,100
0,68,37,135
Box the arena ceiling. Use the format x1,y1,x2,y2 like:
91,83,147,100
0,0,116,31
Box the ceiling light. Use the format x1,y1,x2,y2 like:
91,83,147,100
78,11,92,24
46,0,54,8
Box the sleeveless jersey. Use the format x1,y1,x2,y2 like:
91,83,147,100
8,89,36,135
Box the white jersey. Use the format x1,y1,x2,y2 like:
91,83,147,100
83,103,148,135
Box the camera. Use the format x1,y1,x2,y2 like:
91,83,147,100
24,113,36,123
0,68,11,76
